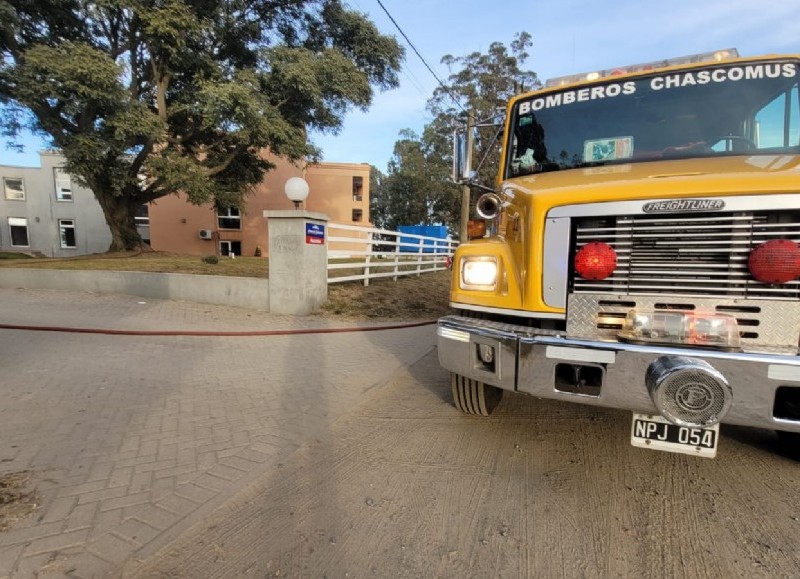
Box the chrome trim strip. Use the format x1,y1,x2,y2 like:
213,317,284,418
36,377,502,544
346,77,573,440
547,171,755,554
546,345,616,364
527,334,800,364
437,326,471,343
547,193,800,218
451,302,566,320
542,217,571,309
767,364,800,382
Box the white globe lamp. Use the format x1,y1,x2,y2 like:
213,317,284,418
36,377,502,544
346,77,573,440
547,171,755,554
284,177,310,209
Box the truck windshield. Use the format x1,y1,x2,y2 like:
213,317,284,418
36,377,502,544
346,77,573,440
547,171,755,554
506,60,800,178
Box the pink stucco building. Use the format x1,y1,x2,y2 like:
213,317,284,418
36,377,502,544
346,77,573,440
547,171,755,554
148,157,370,257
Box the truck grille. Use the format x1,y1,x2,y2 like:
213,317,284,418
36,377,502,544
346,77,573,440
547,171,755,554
572,211,800,300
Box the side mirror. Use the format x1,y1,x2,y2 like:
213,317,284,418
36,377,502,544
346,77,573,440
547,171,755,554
452,130,473,184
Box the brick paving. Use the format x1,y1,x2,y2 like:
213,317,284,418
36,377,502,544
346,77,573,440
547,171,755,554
0,288,436,578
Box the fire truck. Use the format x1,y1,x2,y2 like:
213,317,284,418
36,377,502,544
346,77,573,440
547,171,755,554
438,49,800,458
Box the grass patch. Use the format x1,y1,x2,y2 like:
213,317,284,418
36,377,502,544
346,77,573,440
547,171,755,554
0,250,268,278
0,252,34,260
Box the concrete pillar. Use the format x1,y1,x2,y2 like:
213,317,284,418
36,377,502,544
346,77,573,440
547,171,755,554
264,210,329,315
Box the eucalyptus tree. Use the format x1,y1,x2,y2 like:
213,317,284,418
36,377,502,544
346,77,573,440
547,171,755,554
373,32,538,234
372,129,439,231
0,0,403,250
429,31,540,187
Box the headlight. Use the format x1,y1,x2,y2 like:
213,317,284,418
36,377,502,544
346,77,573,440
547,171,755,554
460,257,498,290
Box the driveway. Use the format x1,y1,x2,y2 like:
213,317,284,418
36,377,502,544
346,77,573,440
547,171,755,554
0,288,436,578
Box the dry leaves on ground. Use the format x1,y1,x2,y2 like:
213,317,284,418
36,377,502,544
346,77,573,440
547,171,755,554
320,270,454,321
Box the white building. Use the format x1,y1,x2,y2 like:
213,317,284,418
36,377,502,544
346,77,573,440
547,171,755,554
0,152,114,257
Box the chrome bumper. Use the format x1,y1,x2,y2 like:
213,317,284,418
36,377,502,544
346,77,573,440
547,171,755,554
437,315,800,433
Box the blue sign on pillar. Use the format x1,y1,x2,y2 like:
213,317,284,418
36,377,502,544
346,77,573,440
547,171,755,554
305,222,325,245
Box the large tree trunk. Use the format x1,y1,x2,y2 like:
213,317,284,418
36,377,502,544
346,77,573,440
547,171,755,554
95,190,147,252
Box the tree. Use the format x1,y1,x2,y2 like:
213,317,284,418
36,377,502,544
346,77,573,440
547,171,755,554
430,32,539,187
372,32,538,234
0,0,403,250
368,164,385,226
372,129,456,231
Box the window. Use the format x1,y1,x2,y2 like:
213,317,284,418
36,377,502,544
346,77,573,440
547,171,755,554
134,204,149,225
54,168,72,201
352,209,363,222
754,84,799,148
352,176,363,202
59,219,77,248
507,61,800,177
8,217,29,246
217,206,241,229
220,240,241,256
4,177,25,200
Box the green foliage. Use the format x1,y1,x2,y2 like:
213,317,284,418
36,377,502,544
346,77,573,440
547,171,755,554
0,0,403,250
370,130,458,232
432,32,539,187
372,33,539,234
202,254,219,265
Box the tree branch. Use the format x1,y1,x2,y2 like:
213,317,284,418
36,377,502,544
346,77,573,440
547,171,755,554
206,143,246,176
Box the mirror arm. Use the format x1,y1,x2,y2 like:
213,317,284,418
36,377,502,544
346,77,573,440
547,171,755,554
466,180,498,193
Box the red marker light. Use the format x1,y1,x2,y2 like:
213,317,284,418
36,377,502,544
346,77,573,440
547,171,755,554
575,242,617,280
748,239,800,284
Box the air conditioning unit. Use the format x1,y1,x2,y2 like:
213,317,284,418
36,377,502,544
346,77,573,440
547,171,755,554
198,229,213,240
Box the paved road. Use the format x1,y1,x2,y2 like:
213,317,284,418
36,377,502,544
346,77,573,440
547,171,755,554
129,354,800,579
1,288,799,578
0,289,437,578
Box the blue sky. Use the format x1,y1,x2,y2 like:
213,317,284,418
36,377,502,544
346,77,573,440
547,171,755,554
2,0,799,172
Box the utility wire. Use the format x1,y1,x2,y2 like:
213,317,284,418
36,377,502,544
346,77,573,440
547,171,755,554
348,0,430,101
373,0,467,114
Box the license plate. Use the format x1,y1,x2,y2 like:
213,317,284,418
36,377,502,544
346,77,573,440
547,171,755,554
631,413,719,458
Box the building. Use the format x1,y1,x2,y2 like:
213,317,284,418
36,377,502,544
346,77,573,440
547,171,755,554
149,155,370,257
145,155,370,257
0,152,112,256
0,152,370,258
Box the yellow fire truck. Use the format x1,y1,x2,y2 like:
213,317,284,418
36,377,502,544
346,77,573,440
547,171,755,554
438,49,800,458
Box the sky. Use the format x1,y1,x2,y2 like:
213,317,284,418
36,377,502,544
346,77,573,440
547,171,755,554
1,0,799,173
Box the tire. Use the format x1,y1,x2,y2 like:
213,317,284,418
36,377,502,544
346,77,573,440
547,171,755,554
451,373,503,416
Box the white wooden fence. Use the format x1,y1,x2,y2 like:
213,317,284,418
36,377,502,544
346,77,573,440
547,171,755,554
327,223,457,285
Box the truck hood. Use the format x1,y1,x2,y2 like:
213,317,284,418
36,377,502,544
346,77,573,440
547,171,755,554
504,155,800,207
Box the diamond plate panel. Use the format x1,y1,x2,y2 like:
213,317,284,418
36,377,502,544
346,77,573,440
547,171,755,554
567,293,800,349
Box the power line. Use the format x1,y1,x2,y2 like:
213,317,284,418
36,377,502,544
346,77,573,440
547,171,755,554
373,0,466,114
347,0,429,101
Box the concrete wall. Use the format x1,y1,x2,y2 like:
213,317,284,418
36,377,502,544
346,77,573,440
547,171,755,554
0,269,270,311
0,152,112,256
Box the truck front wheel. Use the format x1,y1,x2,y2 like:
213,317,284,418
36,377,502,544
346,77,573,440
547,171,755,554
451,373,503,416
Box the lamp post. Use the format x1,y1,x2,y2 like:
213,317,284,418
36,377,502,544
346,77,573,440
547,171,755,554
284,177,310,209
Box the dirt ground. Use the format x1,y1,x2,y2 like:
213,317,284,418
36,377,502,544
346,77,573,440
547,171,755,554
321,270,454,321
0,471,38,533
126,353,800,578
